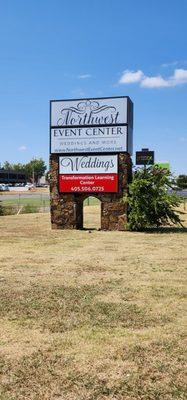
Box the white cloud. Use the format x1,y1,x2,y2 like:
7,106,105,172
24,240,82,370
161,61,178,68
18,145,27,151
119,68,187,88
77,74,91,79
170,69,187,86
119,70,144,84
141,75,169,88
161,60,187,68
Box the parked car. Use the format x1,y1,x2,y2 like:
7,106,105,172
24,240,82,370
36,183,49,188
0,184,9,191
25,183,34,190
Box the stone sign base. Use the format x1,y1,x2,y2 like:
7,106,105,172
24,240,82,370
50,153,132,231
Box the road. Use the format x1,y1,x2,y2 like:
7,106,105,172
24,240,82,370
174,190,187,198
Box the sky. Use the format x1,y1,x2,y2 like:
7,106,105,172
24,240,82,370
0,0,187,174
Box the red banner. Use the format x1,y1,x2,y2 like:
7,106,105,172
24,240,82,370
59,174,118,193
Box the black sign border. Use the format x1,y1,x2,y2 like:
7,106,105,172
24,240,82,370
49,96,133,156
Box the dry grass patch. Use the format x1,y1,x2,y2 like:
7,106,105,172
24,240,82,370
0,206,186,399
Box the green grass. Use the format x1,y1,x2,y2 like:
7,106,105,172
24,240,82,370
83,196,100,206
2,195,98,207
1,198,49,207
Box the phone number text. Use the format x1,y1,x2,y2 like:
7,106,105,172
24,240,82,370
71,186,105,192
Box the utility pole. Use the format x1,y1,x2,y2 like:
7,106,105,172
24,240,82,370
32,167,35,186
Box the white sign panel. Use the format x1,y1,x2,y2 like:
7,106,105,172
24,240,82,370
51,125,127,154
59,155,118,174
51,97,127,126
50,97,133,154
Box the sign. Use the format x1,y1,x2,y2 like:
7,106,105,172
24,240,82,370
59,155,117,174
136,149,154,165
50,97,133,154
155,162,170,171
59,174,118,193
59,155,118,193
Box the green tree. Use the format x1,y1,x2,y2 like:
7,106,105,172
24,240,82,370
25,158,47,183
2,161,13,170
45,170,50,183
177,175,187,189
126,166,183,231
2,158,47,183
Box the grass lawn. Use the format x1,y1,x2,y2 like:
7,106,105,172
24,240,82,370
1,195,99,207
1,198,50,207
0,207,186,399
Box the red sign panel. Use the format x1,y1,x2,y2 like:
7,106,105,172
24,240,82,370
59,173,118,193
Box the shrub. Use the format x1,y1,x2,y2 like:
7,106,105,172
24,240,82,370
177,174,187,189
0,201,3,216
21,204,39,214
0,203,16,216
126,166,183,231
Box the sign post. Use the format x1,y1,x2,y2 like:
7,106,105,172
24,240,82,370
50,96,133,231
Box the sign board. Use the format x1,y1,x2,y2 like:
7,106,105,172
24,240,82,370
136,150,154,165
155,162,170,171
50,97,133,155
59,155,118,193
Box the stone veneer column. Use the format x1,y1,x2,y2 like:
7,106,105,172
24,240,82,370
50,153,132,231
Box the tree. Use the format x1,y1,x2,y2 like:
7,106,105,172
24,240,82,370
45,170,50,183
13,163,25,171
1,158,47,183
177,175,187,189
126,166,183,231
2,161,13,170
24,158,47,183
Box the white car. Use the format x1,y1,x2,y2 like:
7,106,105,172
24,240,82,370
25,183,34,190
0,184,9,191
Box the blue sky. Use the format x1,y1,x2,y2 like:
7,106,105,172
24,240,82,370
0,0,187,174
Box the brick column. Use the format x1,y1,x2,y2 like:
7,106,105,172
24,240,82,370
50,153,132,231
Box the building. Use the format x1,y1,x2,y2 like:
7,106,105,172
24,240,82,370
0,169,26,185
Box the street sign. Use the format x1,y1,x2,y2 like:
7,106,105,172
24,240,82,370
136,149,154,165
